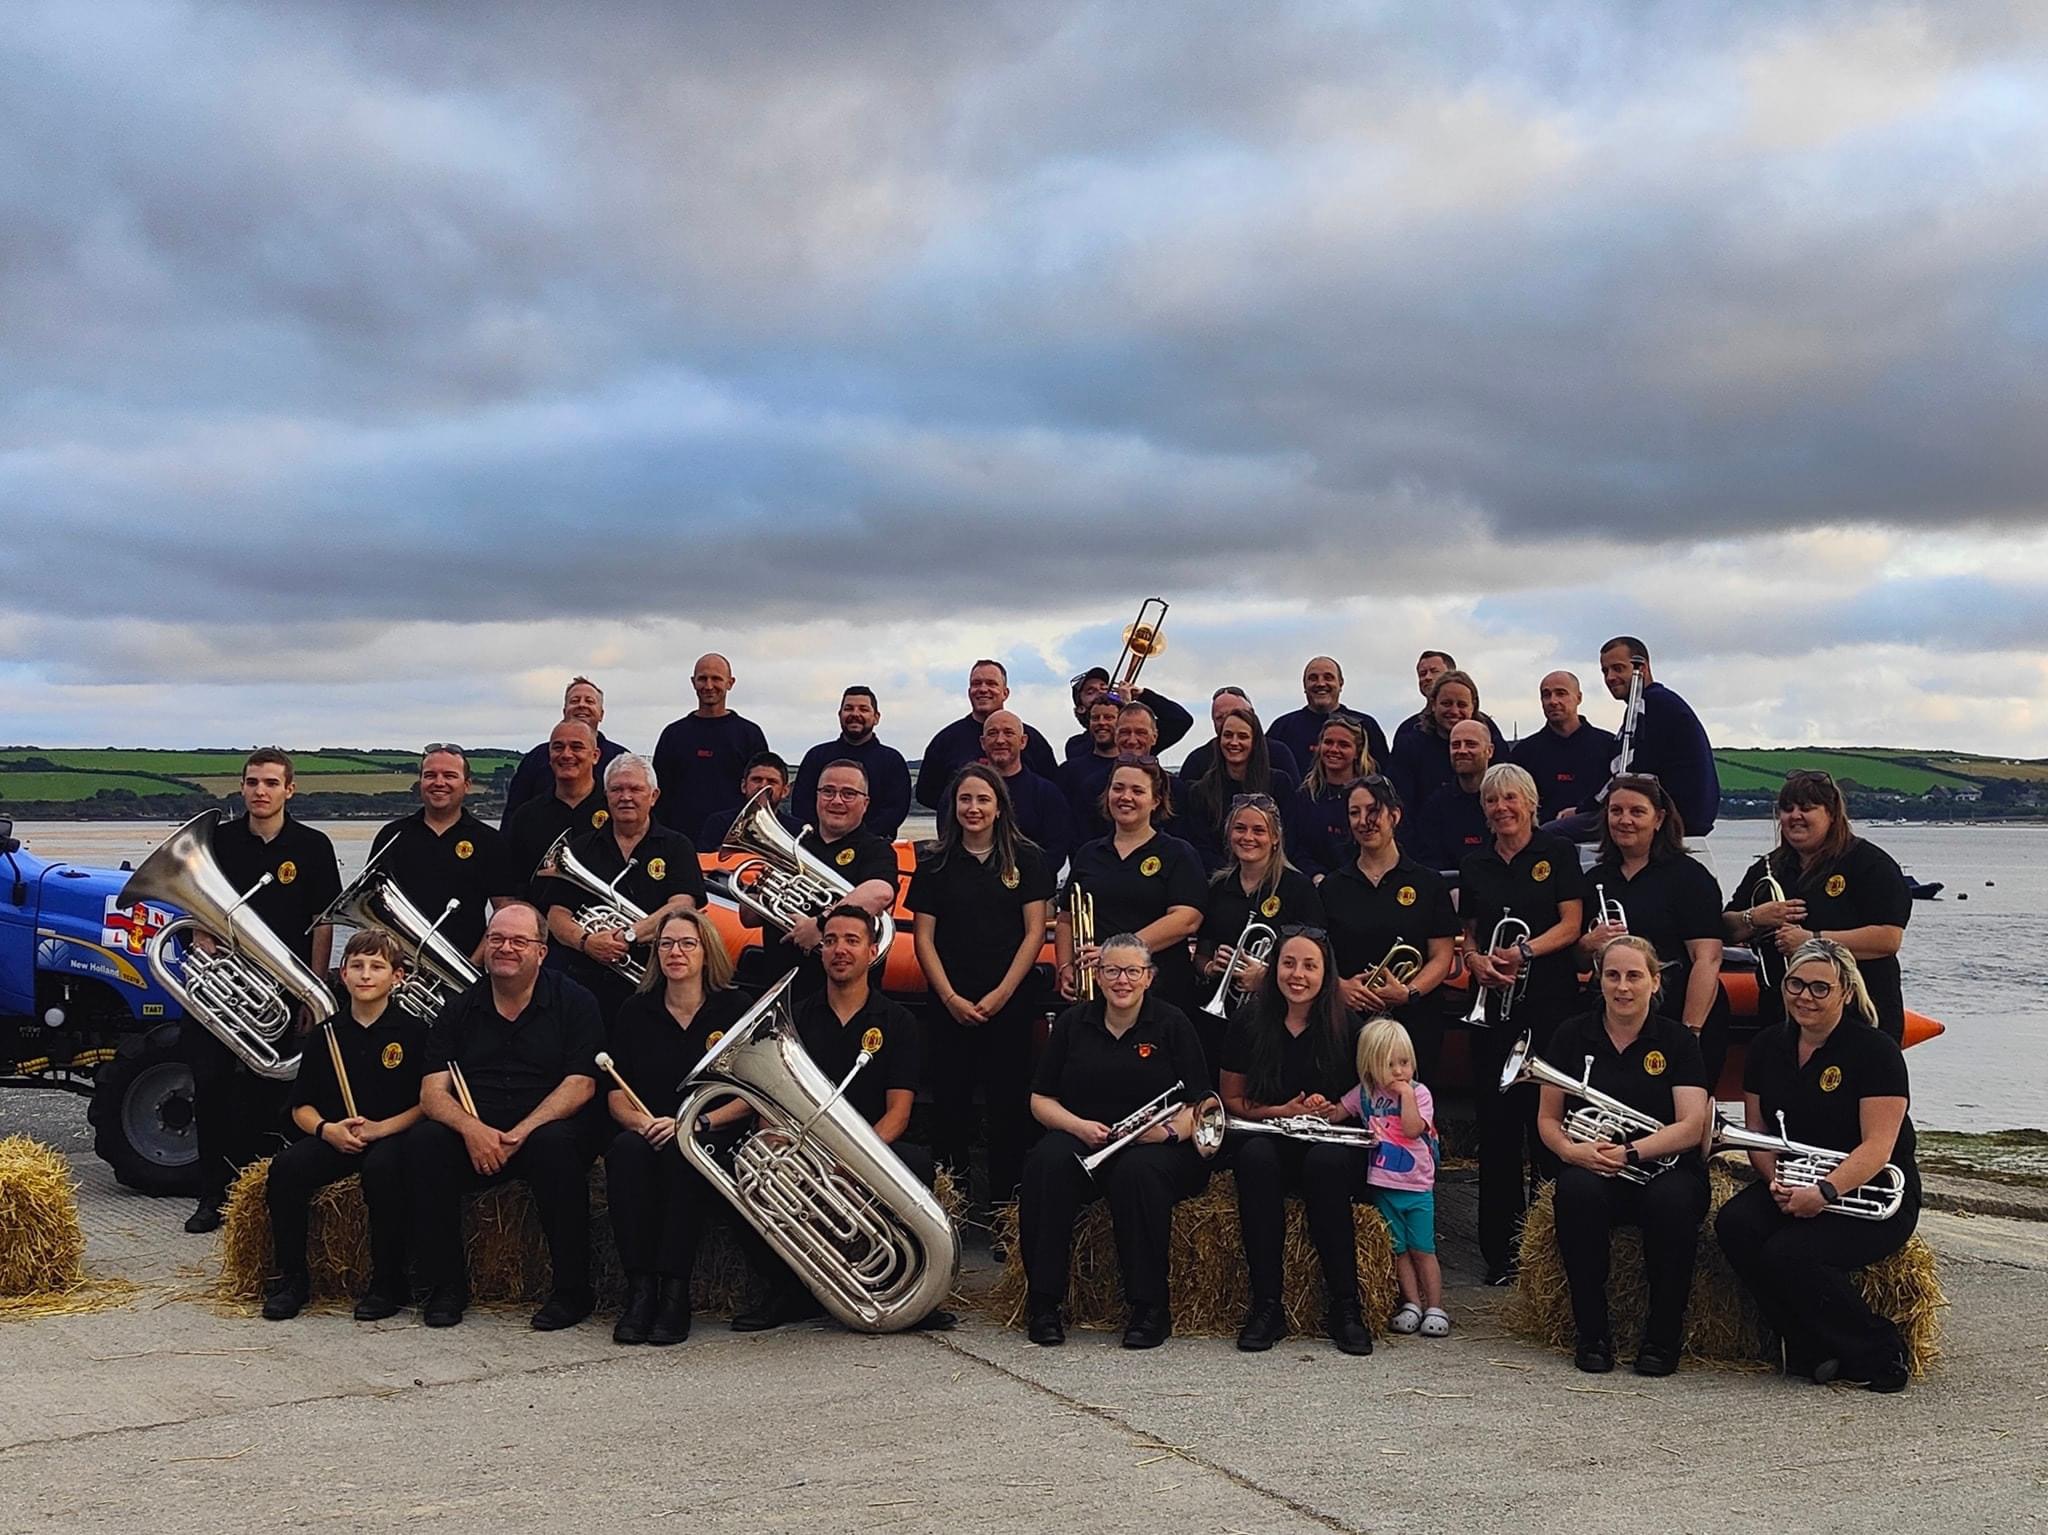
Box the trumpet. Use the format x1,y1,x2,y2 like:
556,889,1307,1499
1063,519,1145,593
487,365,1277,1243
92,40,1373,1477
722,789,895,966
1747,871,1789,991
1201,914,1277,1018
1066,883,1097,1002
1079,1082,1196,1176
1360,938,1423,994
1594,883,1628,933
1712,1111,1905,1221
1109,597,1170,695
1499,1034,1675,1185
1462,914,1532,1027
533,831,651,985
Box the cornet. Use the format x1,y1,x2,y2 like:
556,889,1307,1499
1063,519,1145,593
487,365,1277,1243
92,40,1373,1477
1360,938,1423,995
1499,1034,1675,1185
1712,1111,1904,1221
1066,884,1097,1002
1462,914,1532,1027
1201,914,1277,1019
1109,597,1169,695
1594,883,1628,933
1079,1082,1205,1176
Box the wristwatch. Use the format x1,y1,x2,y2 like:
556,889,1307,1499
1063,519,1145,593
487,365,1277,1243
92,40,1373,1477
695,1115,714,1138
1624,1145,1642,1171
1163,1124,1179,1144
1817,1178,1842,1206
1516,937,1535,966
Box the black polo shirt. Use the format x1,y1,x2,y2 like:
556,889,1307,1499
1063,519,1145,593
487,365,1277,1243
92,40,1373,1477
793,987,923,1126
1407,782,1489,872
905,841,1054,1002
606,986,753,1119
1320,856,1459,982
369,808,515,955
1062,831,1208,1004
503,784,611,903
1586,851,1723,1017
651,710,773,839
1285,783,1353,879
1198,867,1325,956
1547,1010,1707,1165
1744,1018,1918,1200
289,1001,429,1124
1730,838,1912,1042
1511,722,1619,824
538,821,707,953
1032,995,1208,1126
425,970,603,1129
756,827,901,993
1459,830,1588,1024
209,813,342,965
1178,771,1302,874
502,731,627,823
1220,1010,1364,1107
1056,753,1118,844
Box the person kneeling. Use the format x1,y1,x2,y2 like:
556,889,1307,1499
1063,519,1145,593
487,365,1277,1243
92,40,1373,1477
263,930,426,1321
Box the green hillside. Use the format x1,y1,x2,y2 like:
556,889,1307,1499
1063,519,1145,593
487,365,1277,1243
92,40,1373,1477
1711,749,1983,795
0,746,525,811
0,772,202,800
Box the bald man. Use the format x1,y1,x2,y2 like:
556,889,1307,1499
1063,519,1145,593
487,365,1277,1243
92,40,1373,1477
1268,656,1390,776
1511,670,1617,824
1408,720,1495,871
503,677,629,822
981,709,1074,869
914,659,1059,810
652,653,772,839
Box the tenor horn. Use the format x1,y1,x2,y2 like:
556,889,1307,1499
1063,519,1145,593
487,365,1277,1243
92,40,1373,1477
1066,883,1096,1001
721,789,895,966
533,831,652,985
1109,597,1170,695
1499,1034,1675,1185
1712,1110,1904,1221
1201,914,1277,1019
118,810,333,1080
674,974,958,1331
316,856,479,1021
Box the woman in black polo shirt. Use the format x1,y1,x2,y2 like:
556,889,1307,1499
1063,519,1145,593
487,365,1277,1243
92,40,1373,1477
1715,940,1920,1391
1180,708,1300,873
1218,929,1374,1356
1291,712,1373,877
1196,794,1324,1030
1725,771,1912,1041
1577,773,1729,1085
1056,755,1206,1023
1461,762,1587,1285
602,908,753,1346
908,764,1055,1211
1019,934,1214,1350
1538,936,1713,1376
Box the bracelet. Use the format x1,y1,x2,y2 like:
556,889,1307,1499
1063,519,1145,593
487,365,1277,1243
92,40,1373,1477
314,1120,327,1142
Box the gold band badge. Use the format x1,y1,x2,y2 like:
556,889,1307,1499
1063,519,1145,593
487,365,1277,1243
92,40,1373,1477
1396,885,1416,907
648,857,667,881
592,809,609,828
1259,895,1281,918
1819,1065,1843,1092
381,1042,405,1070
455,840,474,860
1139,855,1161,877
836,847,856,867
861,1027,884,1054
277,860,298,885
1531,860,1551,882
1643,1050,1667,1077
1825,874,1846,897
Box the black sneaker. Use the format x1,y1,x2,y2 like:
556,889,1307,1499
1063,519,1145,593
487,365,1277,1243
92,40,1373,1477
184,1199,224,1235
1574,1338,1615,1374
1633,1343,1679,1377
647,1278,693,1346
730,1287,824,1333
1026,1300,1065,1347
1122,1303,1171,1350
613,1276,657,1345
422,1285,467,1328
261,1273,309,1321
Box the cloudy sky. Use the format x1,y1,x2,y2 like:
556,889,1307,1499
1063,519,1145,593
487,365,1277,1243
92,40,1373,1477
6,1,2047,763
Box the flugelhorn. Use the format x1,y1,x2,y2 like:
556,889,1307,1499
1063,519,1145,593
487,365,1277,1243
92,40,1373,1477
1594,883,1628,933
1066,883,1097,1001
317,850,479,1020
674,974,958,1331
533,831,652,985
117,810,334,1079
721,789,895,967
1712,1110,1904,1221
1201,913,1277,1018
1109,597,1170,695
1360,938,1423,994
1462,914,1533,1027
1747,871,1789,991
1195,1107,1378,1153
1499,1033,1675,1184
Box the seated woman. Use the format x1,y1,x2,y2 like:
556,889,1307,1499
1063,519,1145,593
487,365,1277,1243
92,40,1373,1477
1715,939,1921,1392
1537,935,1712,1377
1289,712,1373,877
1020,933,1216,1350
1218,928,1374,1356
1180,707,1299,872
602,907,754,1346
1195,794,1324,1045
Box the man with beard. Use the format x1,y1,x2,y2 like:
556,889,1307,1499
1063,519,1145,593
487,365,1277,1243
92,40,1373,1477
1408,720,1495,871
791,686,912,838
700,752,798,850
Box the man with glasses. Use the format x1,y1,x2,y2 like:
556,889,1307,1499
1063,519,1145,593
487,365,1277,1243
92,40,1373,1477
503,719,609,903
503,677,627,822
369,744,517,963
790,686,912,839
1060,666,1194,762
915,658,1060,811
652,653,772,842
403,902,603,1331
743,760,899,998
1511,671,1617,825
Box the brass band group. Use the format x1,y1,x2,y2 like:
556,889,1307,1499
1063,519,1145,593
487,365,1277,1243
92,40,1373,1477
129,616,1923,1391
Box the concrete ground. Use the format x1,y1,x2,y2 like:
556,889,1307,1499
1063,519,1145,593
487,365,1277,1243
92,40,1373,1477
3,1089,2046,1535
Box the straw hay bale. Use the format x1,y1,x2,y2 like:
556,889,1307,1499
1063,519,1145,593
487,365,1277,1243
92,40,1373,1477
985,1172,1398,1336
1500,1160,1943,1376
0,1135,86,1297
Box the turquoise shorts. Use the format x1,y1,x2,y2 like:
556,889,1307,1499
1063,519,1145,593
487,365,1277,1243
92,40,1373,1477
1368,1186,1436,1255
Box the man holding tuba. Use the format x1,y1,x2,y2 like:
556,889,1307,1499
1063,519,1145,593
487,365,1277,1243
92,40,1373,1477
742,759,899,1000
182,748,342,1234
367,744,517,963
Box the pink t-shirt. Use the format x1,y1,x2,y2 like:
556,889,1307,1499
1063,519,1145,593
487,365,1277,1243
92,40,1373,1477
1341,1081,1437,1192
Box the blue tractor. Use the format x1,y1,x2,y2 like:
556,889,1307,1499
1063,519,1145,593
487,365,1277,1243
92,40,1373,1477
0,818,199,1193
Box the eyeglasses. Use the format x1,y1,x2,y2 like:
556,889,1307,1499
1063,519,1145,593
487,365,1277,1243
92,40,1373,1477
1785,770,1837,786
655,937,701,953
1112,753,1160,769
817,787,869,802
1230,793,1278,812
1279,924,1328,941
1783,976,1836,1000
1097,965,1151,982
484,935,541,951
422,742,467,758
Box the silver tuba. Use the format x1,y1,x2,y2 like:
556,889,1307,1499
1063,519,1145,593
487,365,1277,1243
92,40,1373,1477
118,810,334,1079
673,974,959,1331
316,850,480,1021
532,830,651,985
721,789,896,964
1712,1110,1905,1220
1499,1032,1676,1184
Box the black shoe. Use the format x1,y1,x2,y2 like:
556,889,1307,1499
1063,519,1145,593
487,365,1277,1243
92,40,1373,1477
261,1273,309,1322
614,1275,657,1345
1574,1338,1615,1374
647,1278,692,1346
1633,1343,1679,1377
1122,1303,1171,1350
532,1289,595,1331
1236,1298,1287,1353
422,1285,467,1328
1868,1353,1911,1394
912,1308,958,1332
1326,1300,1375,1357
731,1286,824,1333
185,1199,224,1235
1815,1351,1910,1393
353,1278,406,1322
1026,1298,1065,1347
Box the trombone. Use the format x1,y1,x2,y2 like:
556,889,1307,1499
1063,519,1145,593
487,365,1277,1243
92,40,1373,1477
1065,884,1097,1001
1462,914,1532,1027
1201,914,1277,1018
1109,597,1169,695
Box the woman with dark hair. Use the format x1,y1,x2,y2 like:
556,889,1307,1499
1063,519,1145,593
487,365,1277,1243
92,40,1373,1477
1290,712,1373,876
908,764,1055,1211
1218,929,1375,1356
1577,772,1730,1085
1182,707,1298,871
1388,668,1506,815
1725,771,1912,1041
1196,795,1324,1044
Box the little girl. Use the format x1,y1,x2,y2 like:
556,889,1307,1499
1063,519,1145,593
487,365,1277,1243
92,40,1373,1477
1345,1018,1447,1337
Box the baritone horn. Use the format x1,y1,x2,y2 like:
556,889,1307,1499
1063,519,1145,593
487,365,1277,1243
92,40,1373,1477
1110,597,1170,694
533,831,652,985
721,789,895,966
118,810,334,1079
1462,914,1533,1026
1201,914,1277,1018
1712,1111,1904,1221
316,848,480,1021
674,975,959,1331
1498,1035,1675,1185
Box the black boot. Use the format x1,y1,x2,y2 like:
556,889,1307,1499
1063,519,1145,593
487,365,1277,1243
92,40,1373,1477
614,1275,657,1345
1122,1302,1171,1349
185,1197,224,1235
1026,1294,1065,1347
647,1277,692,1346
1236,1297,1287,1352
261,1272,309,1321
731,1283,824,1333
1325,1297,1374,1356
353,1274,407,1322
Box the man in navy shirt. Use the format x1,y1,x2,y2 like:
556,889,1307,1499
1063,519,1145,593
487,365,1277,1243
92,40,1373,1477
1579,637,1719,838
1512,671,1618,825
981,709,1074,870
915,659,1059,809
1388,649,1458,757
1409,719,1495,871
502,677,627,822
652,653,772,840
791,686,913,838
1268,656,1391,775
701,752,799,850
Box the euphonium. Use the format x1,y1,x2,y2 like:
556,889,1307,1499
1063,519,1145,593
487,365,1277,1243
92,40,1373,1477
1109,597,1170,695
673,975,958,1331
117,810,334,1080
533,830,652,985
1361,937,1423,993
1201,914,1277,1019
316,858,479,1021
1498,1033,1675,1185
1462,914,1532,1026
1712,1110,1904,1221
1748,871,1789,990
721,789,895,966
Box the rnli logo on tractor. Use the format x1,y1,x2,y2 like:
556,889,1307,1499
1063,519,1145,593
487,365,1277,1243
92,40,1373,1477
101,899,172,956
1825,874,1847,897
1820,1066,1843,1093
277,861,298,885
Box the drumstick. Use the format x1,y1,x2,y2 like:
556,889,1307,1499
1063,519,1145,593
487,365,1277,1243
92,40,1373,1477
323,1023,359,1120
594,1051,652,1120
446,1059,479,1119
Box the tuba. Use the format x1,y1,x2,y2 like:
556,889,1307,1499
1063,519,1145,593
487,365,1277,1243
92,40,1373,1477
1712,1111,1905,1221
721,790,895,966
1200,913,1277,1019
1109,597,1170,695
673,975,959,1331
118,810,333,1079
1499,1032,1675,1184
1462,914,1532,1026
317,854,479,1021
533,830,651,985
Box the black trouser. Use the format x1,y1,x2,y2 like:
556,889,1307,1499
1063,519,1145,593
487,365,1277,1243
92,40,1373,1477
266,1134,408,1284
1714,1179,1918,1373
1232,1136,1372,1308
1552,1162,1709,1351
604,1129,721,1279
1467,1019,1559,1274
1019,1131,1209,1307
928,999,1037,1206
403,1119,594,1299
181,1022,290,1202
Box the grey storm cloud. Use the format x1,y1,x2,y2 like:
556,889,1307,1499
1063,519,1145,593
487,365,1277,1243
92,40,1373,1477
6,0,2048,635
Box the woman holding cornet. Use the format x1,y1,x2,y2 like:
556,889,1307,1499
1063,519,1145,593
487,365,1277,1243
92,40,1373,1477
1537,935,1711,1376
1217,928,1376,1356
1197,794,1323,1032
1020,934,1214,1350
1714,940,1920,1391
